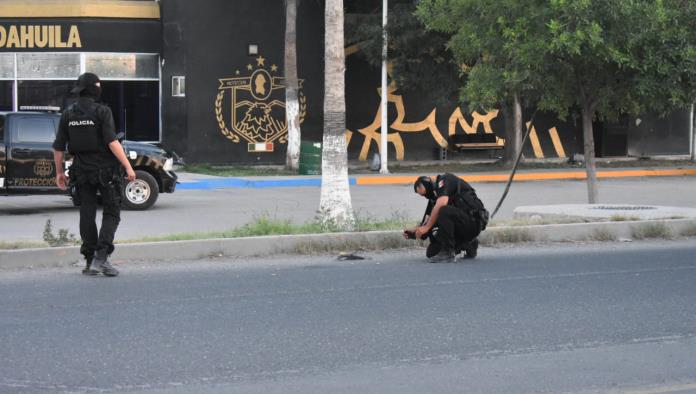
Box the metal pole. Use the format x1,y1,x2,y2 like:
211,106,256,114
379,0,389,174
690,103,695,161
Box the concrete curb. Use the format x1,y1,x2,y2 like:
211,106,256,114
176,168,696,189
1,219,695,270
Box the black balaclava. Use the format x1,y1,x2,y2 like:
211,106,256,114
73,72,101,100
83,84,102,100
414,176,436,200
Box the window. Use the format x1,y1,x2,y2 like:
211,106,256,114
172,76,185,97
0,54,13,79
18,80,74,110
14,117,56,143
17,53,81,79
85,53,159,79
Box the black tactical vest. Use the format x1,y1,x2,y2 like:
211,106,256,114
66,102,105,154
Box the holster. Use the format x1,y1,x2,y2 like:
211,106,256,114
67,168,81,206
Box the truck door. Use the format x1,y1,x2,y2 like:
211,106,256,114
6,114,59,193
0,116,6,194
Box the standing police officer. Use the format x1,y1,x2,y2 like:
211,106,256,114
405,173,489,263
52,72,136,277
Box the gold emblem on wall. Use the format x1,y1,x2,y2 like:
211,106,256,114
215,55,307,152
33,159,53,177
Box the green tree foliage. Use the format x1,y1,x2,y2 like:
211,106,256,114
539,0,696,202
417,0,548,163
416,0,546,110
418,0,696,202
345,0,461,105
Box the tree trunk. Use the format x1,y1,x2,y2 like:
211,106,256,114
512,93,523,164
320,0,355,230
285,0,301,171
581,103,599,203
500,101,515,165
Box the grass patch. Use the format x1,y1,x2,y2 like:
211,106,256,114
609,214,641,222
490,216,589,227
183,164,296,177
121,211,416,244
631,222,672,240
588,227,618,242
482,228,535,245
0,241,48,250
42,219,78,247
680,224,696,237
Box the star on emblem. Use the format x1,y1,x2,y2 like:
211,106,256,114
256,56,266,67
246,64,253,71
271,64,278,73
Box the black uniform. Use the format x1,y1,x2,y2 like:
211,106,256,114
52,97,123,264
427,173,488,256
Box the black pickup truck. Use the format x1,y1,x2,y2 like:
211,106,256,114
0,110,178,210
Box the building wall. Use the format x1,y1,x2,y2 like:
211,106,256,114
159,2,691,164
161,0,324,164
345,54,584,162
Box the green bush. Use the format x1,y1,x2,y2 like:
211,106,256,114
42,219,77,247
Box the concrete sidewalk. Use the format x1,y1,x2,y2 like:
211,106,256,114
177,166,696,190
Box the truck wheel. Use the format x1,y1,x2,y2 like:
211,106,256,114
122,170,159,210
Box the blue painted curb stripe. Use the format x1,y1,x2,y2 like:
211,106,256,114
178,177,358,190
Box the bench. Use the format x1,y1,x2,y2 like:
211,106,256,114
448,133,503,150
439,133,504,160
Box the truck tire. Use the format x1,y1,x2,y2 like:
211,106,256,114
121,170,159,210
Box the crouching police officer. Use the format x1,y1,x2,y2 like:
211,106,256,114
404,173,489,263
52,72,136,277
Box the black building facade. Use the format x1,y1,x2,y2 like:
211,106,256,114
2,1,691,164
0,1,161,142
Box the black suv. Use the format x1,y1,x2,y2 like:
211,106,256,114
0,110,178,210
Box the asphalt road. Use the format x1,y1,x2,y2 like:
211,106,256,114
1,240,695,393
1,175,695,242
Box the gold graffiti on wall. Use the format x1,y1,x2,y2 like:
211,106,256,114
215,55,307,153
348,85,569,160
346,82,503,161
345,52,568,160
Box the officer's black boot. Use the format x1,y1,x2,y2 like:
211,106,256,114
426,241,442,258
429,248,455,263
91,250,119,277
82,256,99,276
464,239,479,259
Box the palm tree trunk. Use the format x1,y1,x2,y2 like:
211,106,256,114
581,102,599,203
320,0,355,229
285,0,301,170
513,93,523,163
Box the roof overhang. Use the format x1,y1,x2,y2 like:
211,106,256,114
0,0,160,19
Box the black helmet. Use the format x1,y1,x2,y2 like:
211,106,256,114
71,72,101,98
414,176,436,200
